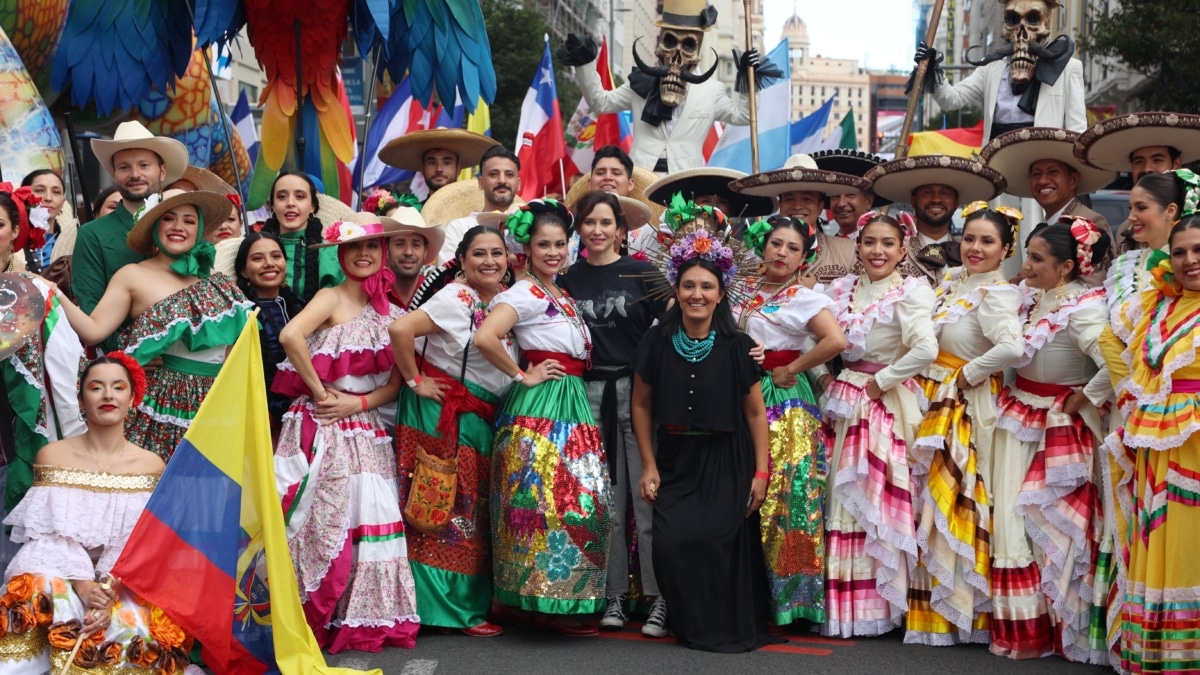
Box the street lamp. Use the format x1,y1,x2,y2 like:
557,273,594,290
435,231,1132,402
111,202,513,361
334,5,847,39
609,0,632,74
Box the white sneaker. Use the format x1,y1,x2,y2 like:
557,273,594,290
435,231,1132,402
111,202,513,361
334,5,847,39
641,597,668,638
599,594,628,630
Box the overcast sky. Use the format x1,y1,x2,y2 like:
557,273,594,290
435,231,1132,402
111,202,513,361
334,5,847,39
762,0,920,72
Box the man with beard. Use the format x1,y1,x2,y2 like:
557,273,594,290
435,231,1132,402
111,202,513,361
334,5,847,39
387,208,446,312
1073,112,1200,254
810,149,889,238
72,121,188,352
438,145,521,263
864,155,1007,284
380,129,500,202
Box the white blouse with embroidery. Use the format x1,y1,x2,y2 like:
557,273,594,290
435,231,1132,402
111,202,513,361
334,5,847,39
487,279,592,360
932,268,1024,386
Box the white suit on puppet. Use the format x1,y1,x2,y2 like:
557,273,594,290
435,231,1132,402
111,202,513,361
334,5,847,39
557,0,781,175
911,0,1086,142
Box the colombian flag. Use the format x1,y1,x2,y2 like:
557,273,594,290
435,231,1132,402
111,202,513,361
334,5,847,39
112,320,378,675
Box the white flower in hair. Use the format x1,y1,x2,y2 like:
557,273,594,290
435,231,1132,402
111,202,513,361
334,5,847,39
133,192,163,222
28,206,51,232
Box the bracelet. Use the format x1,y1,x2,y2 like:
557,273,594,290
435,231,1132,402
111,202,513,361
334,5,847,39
359,396,368,412
753,470,770,481
406,375,422,388
514,370,526,382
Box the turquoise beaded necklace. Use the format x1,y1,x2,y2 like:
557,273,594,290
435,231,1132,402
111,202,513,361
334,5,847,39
672,327,716,362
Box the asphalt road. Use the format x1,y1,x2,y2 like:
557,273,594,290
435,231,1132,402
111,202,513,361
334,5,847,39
329,621,1113,674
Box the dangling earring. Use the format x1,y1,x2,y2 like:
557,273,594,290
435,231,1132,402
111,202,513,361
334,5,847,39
1056,275,1066,288
455,270,467,284
78,410,87,422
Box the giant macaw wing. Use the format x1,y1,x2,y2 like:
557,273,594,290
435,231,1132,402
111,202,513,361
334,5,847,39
350,0,392,62
191,0,247,47
51,0,193,116
387,0,495,111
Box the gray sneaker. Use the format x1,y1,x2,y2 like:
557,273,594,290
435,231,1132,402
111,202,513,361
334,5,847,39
599,594,628,630
641,597,668,638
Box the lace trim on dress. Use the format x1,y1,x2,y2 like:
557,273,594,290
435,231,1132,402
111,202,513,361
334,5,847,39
32,465,160,492
931,268,1018,332
1105,250,1147,341
5,353,50,441
832,274,922,361
1016,286,1107,368
1119,291,1200,408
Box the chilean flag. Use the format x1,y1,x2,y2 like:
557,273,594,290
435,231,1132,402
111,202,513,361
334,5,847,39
516,37,567,200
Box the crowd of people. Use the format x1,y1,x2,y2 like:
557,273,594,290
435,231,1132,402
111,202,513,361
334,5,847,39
2,105,1200,675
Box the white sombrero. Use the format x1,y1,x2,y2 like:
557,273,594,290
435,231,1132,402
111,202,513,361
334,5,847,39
980,128,1116,199
864,155,1007,204
1074,112,1200,172
91,121,189,185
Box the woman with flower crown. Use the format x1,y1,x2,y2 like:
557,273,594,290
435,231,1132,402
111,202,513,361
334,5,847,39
820,211,937,638
1100,213,1200,673
271,212,420,653
906,202,1024,646
54,190,251,461
733,215,846,628
474,199,612,637
0,355,200,674
632,215,774,652
988,219,1112,663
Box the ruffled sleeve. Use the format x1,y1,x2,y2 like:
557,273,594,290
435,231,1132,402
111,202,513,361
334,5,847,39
421,284,476,351
1069,299,1115,407
876,282,938,391
769,288,836,336
961,284,1023,386
1099,325,1129,393
121,274,253,364
489,280,544,325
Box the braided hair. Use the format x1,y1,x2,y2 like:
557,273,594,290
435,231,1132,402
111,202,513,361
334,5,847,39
261,171,324,300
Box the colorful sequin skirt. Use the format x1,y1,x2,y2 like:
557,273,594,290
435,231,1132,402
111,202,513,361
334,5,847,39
822,369,922,637
491,374,611,614
758,373,826,625
990,381,1105,663
276,398,420,653
396,380,500,629
905,356,995,646
126,356,220,461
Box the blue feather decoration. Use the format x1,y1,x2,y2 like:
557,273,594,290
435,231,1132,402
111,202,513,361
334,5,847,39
192,0,247,47
385,0,495,111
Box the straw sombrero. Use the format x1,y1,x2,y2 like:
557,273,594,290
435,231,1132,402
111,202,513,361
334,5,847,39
980,128,1116,199
565,166,663,224
315,193,354,225
378,129,500,172
421,180,525,228
809,149,892,207
91,121,189,184
386,206,444,265
645,167,776,218
1073,112,1200,172
310,211,409,249
864,155,1007,204
730,154,870,198
127,189,233,255
173,165,236,195
212,235,243,277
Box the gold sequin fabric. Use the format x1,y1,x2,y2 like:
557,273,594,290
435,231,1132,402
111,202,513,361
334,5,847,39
32,466,160,493
0,627,45,663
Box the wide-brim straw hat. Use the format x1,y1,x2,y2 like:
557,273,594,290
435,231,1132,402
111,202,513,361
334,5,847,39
316,193,354,224
422,180,526,228
980,128,1116,199
127,189,233,255
378,129,500,172
173,165,236,195
864,155,1007,204
212,235,243,277
310,211,409,249
566,166,663,223
809,149,892,207
1073,112,1200,172
383,205,444,265
645,167,776,218
91,121,189,185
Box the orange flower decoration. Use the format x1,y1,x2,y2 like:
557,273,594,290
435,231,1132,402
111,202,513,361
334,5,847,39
0,607,8,638
149,606,188,650
9,604,34,634
2,574,35,607
126,636,161,668
47,620,81,650
99,640,123,666
32,592,52,627
692,236,712,254
74,642,102,669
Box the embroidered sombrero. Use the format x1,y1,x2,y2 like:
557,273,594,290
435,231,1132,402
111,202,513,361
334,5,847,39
730,154,870,198
864,155,1007,204
981,128,1116,199
127,189,233,255
809,149,892,206
1073,112,1200,171
644,167,776,218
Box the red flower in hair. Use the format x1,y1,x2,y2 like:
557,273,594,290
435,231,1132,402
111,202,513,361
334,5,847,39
225,193,242,211
0,182,46,251
104,353,148,406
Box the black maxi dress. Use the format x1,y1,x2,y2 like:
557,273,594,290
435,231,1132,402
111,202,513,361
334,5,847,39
635,326,773,652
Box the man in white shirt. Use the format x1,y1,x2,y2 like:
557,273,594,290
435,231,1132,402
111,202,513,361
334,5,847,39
379,129,499,202
438,146,521,264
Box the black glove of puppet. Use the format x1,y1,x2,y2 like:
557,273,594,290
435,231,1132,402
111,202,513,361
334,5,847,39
906,41,945,96
734,48,784,93
556,33,599,67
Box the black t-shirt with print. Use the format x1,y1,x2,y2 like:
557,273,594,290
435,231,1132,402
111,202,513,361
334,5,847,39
560,256,668,369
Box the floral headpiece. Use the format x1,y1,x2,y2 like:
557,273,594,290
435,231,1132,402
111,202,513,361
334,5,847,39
667,228,736,286
225,192,242,212
1174,168,1200,218
504,198,573,246
743,216,819,269
99,352,147,406
855,210,917,240
1146,248,1182,297
658,192,727,236
363,188,422,217
321,219,386,245
962,200,1023,259
0,182,50,252
1059,215,1103,278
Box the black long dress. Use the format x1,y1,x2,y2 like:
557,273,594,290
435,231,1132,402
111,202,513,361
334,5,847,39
635,326,773,652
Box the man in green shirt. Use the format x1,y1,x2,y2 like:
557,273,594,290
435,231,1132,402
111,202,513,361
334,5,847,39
72,121,188,352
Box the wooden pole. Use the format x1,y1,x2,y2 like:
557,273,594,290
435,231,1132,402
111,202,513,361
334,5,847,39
742,0,759,173
895,0,946,164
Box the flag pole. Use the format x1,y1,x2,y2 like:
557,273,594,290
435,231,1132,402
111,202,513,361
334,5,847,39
355,43,383,198
742,0,759,173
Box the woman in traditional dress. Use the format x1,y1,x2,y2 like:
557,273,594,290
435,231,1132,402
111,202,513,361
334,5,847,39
260,172,346,301
56,189,251,461
389,225,513,638
474,199,611,637
1100,214,1200,673
989,219,1112,662
906,202,1024,646
0,355,199,674
20,169,69,269
633,235,773,652
271,212,419,653
821,211,937,637
734,215,845,627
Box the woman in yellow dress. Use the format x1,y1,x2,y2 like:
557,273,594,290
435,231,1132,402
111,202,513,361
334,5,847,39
1101,212,1200,673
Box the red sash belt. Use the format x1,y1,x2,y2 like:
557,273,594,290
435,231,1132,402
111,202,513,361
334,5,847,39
845,359,887,375
1015,375,1076,398
421,362,498,448
762,350,801,371
522,350,586,377
1173,379,1200,394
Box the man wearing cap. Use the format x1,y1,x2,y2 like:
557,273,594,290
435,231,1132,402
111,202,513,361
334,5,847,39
380,129,500,202
1074,112,1200,254
864,156,1008,285
438,145,522,264
810,150,889,238
731,154,866,286
73,120,189,352
386,208,445,312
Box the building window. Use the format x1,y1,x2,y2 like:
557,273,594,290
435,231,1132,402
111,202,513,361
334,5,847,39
238,82,258,102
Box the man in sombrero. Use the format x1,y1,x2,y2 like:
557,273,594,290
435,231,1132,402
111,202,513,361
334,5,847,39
981,127,1116,284
73,120,189,352
864,156,1008,284
1074,112,1200,254
730,154,867,286
810,149,890,238
380,128,500,201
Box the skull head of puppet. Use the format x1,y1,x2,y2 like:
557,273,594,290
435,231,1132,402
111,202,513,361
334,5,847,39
1002,0,1054,85
655,28,704,107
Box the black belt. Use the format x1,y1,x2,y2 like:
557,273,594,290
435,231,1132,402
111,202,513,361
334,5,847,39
585,366,633,484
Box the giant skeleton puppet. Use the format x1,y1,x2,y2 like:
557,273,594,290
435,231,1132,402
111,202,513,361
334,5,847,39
557,0,780,175
911,0,1086,141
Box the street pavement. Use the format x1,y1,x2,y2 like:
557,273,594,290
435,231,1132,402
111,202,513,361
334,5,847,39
330,620,1112,674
